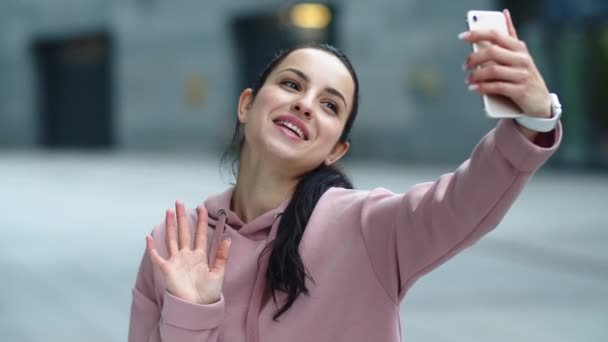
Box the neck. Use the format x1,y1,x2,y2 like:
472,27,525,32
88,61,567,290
232,146,298,224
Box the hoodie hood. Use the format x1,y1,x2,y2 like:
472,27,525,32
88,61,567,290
204,187,289,240
203,187,290,342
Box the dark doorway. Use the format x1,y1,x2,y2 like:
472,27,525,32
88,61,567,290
231,5,338,94
33,32,113,148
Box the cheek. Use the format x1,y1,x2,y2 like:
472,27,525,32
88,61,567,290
244,89,289,137
323,116,344,138
318,117,345,144
255,87,290,111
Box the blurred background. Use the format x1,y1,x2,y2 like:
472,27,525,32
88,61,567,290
0,0,607,341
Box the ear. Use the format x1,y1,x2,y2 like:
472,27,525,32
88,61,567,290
238,88,254,124
324,141,350,166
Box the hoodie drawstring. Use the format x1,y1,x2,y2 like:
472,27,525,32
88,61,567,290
245,214,282,342
208,209,227,268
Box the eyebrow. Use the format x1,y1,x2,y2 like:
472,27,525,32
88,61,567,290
278,68,348,109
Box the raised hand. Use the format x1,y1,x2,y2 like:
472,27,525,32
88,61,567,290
460,9,552,119
146,201,231,305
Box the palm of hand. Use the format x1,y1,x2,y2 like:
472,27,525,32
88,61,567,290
146,202,232,305
164,249,223,304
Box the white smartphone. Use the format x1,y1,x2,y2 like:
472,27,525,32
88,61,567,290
466,10,523,119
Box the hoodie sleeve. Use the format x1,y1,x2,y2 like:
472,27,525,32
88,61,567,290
332,119,562,304
128,225,225,342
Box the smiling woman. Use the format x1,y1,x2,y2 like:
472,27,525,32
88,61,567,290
128,10,563,342
233,47,356,179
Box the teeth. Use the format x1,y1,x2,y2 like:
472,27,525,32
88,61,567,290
277,120,304,139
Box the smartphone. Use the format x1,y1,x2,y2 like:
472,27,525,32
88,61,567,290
466,10,523,119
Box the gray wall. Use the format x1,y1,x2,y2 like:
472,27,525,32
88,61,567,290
0,0,502,162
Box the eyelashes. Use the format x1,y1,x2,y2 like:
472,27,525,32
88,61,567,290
280,79,340,114
282,80,300,90
324,102,338,113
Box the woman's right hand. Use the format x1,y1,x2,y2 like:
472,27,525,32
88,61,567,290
146,201,231,305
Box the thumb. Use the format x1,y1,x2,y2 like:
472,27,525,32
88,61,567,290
503,9,519,39
146,235,169,274
210,238,231,275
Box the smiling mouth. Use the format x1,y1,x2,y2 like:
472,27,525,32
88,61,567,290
273,119,307,140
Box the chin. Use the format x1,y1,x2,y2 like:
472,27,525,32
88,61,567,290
264,140,303,161
261,138,318,169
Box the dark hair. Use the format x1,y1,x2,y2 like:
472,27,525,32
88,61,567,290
222,43,359,320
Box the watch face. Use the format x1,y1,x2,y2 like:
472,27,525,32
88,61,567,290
549,94,562,121
552,94,562,111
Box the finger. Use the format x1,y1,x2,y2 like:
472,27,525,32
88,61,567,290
503,9,519,40
210,238,231,275
468,64,527,84
194,206,209,255
165,209,179,256
466,45,528,69
175,200,191,250
146,235,168,270
469,81,522,99
462,28,523,52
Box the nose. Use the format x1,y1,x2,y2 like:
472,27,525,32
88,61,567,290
291,100,313,119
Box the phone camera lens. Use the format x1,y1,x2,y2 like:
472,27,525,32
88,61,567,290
473,15,478,22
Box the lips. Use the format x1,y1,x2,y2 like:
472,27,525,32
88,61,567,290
273,115,309,140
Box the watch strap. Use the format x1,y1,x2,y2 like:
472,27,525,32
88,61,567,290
514,93,562,133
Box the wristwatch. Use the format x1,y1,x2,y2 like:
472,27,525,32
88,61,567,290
514,93,562,133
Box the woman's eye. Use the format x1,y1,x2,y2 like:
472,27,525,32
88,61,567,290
324,102,338,114
282,80,300,90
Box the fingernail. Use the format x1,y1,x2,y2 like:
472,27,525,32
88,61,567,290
468,84,479,91
226,238,232,245
458,31,470,40
462,63,468,71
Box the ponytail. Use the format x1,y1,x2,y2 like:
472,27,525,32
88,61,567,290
263,164,353,320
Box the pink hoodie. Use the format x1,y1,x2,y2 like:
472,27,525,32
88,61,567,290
129,119,561,342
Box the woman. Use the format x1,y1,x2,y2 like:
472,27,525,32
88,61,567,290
129,9,562,342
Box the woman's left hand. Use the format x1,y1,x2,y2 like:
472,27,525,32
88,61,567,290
460,9,551,119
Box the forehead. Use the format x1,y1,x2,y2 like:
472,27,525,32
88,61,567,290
272,49,355,103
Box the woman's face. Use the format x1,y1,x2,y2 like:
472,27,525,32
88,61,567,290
238,48,355,175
